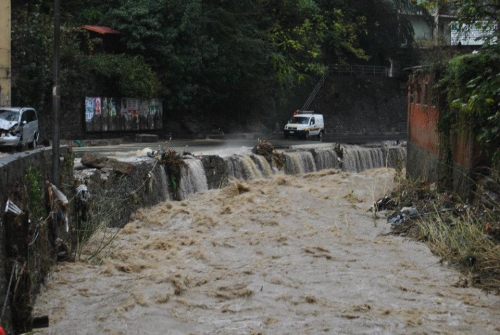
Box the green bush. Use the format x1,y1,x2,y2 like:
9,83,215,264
65,54,161,99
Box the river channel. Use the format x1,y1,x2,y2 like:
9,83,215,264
33,143,500,334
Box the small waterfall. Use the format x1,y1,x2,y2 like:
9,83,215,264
386,147,406,168
241,155,264,179
178,159,208,199
312,149,342,171
226,156,246,180
157,164,171,201
341,145,406,172
283,151,317,174
250,155,274,178
225,155,272,180
158,144,406,200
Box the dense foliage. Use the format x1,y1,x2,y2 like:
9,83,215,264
420,0,500,164
438,50,500,164
11,0,419,131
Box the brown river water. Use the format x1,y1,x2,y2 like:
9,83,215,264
34,168,500,334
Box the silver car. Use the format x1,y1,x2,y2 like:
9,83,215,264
0,107,39,151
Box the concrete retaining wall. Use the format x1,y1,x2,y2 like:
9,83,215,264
0,147,72,334
282,75,407,135
38,75,408,141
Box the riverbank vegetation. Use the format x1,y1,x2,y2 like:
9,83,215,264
399,2,500,290
388,171,500,292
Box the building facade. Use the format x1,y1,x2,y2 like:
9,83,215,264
0,0,11,107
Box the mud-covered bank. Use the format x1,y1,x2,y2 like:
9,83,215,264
34,168,500,334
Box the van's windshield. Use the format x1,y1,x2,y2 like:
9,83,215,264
289,116,309,124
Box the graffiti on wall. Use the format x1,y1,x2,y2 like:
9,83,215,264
85,97,163,132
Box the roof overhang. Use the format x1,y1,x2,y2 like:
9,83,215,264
78,25,121,35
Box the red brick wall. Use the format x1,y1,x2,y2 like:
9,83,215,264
407,72,488,197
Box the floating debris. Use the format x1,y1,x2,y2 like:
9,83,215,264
4,199,23,215
387,207,419,226
369,195,398,212
252,140,285,170
334,144,344,160
52,184,68,205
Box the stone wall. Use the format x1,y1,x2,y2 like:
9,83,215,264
76,159,170,229
0,147,73,334
406,141,440,184
0,150,174,333
38,74,407,142
280,75,407,135
311,76,407,134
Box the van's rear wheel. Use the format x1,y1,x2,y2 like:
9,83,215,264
317,131,323,141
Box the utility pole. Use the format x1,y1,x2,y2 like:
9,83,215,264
52,0,61,184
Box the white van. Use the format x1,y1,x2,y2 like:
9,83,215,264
284,111,324,140
0,107,39,151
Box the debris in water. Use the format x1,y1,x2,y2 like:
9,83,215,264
4,199,23,215
51,184,69,205
387,207,419,226
334,144,344,160
369,195,398,212
252,140,285,170
452,277,469,288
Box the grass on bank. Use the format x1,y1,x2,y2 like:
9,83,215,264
388,171,500,292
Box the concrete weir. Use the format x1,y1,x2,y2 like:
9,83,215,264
79,143,406,228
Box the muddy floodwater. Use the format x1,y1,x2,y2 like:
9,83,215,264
35,168,500,334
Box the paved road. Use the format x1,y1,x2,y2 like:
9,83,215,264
72,133,406,157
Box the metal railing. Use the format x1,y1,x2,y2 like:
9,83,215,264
298,63,397,112
300,69,329,111
329,64,393,77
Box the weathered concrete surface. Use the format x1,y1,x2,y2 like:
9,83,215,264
200,155,228,190
38,74,407,141
0,147,73,334
60,138,124,147
75,158,170,229
407,96,440,157
283,76,407,135
135,134,159,143
407,71,488,198
406,141,440,184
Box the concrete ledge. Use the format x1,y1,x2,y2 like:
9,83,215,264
61,138,124,147
135,134,159,142
205,134,225,140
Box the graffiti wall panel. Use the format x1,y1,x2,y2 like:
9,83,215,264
84,97,163,132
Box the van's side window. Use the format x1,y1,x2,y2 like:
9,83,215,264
311,117,315,125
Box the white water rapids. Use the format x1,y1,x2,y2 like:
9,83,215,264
34,166,500,334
